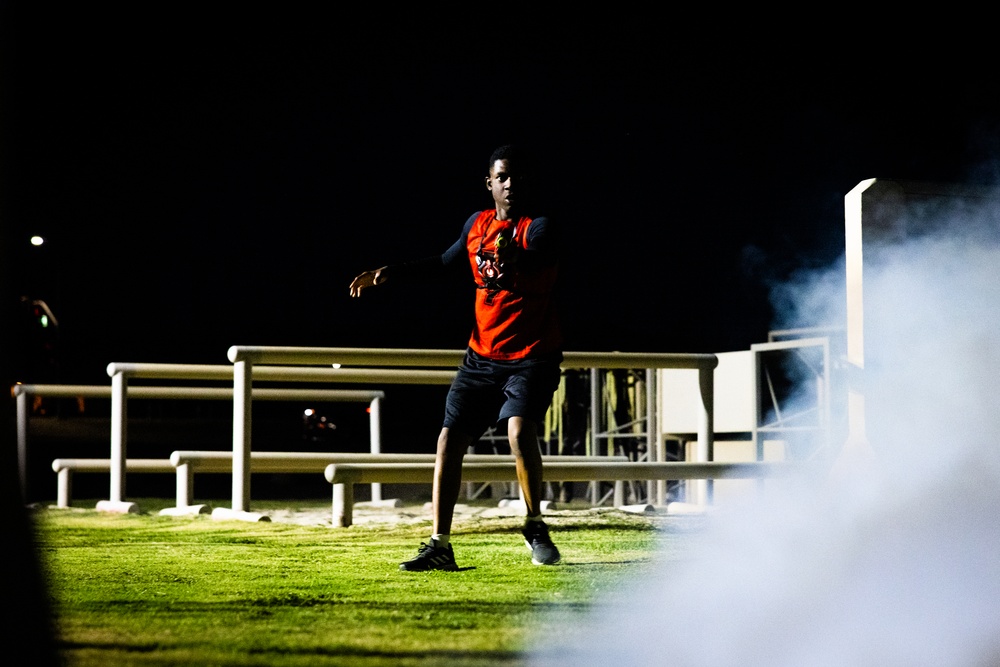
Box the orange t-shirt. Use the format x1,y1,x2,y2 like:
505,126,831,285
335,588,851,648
464,210,561,360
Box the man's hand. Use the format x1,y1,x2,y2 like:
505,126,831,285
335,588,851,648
349,267,388,297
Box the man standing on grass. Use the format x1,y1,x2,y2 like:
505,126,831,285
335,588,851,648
349,144,562,570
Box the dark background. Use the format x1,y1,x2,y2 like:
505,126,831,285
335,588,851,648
4,9,1000,493
6,11,998,374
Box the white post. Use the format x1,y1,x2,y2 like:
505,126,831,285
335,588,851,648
645,368,657,505
369,396,383,502
233,360,252,512
588,367,600,504
333,482,353,527
175,463,192,508
57,468,70,509
697,366,715,505
109,372,127,503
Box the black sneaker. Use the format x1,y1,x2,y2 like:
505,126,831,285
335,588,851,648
399,541,458,571
522,521,561,565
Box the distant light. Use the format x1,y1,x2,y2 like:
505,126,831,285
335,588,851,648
30,236,46,246
331,363,342,369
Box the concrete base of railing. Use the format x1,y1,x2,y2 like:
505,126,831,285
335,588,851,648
210,507,272,522
95,500,139,514
159,504,211,516
355,499,404,508
619,503,656,513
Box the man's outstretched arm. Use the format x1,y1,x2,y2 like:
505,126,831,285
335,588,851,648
348,218,474,298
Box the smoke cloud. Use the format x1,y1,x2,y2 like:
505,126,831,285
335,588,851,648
530,188,1000,666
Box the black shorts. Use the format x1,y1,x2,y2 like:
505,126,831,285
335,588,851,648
443,348,563,440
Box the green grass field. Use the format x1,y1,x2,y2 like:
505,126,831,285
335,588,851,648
32,499,706,666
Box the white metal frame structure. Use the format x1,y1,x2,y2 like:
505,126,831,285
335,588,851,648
13,379,397,508
94,365,411,512
224,347,719,517
751,336,832,460
96,362,459,513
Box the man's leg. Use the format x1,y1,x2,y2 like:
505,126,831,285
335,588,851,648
509,416,561,565
399,426,473,572
508,416,544,517
433,426,473,535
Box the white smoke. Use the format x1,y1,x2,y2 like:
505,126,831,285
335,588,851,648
530,190,1000,666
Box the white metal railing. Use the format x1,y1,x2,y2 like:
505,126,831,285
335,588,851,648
224,346,718,515
325,460,795,527
11,370,396,510
97,362,460,513
15,349,718,515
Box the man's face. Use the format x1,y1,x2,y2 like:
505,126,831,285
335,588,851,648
486,159,515,210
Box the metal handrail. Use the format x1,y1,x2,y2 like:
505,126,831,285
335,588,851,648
223,346,718,514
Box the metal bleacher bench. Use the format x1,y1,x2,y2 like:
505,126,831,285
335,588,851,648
50,452,632,517
51,458,176,510
168,451,632,520
324,460,798,527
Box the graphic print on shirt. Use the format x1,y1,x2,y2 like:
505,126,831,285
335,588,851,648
475,219,519,304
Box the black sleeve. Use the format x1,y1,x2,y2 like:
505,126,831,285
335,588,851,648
384,212,477,282
519,216,558,271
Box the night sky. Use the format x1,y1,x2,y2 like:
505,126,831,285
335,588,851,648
5,9,1000,387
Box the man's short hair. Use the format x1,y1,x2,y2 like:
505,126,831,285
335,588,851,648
488,144,534,175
